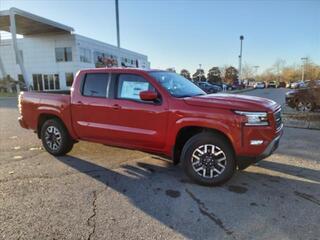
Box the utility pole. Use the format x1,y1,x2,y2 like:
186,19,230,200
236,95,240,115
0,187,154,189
115,0,120,67
301,57,308,81
238,35,244,83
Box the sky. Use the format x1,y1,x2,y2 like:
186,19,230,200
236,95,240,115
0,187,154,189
1,0,319,74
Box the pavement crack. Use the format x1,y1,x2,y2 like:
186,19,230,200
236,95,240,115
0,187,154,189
294,191,320,206
185,188,235,238
87,190,98,240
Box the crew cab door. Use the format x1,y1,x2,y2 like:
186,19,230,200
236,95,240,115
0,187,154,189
106,73,169,149
71,72,115,140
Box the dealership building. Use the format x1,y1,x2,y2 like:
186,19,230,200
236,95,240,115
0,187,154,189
0,8,150,91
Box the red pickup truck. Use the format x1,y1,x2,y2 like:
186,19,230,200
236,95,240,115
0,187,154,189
18,68,283,186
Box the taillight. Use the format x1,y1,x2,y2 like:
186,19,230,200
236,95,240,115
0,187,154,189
18,93,22,115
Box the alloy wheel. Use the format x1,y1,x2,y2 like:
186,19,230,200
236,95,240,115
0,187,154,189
191,144,227,179
44,126,62,151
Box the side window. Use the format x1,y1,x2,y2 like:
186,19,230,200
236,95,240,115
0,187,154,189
117,74,155,101
83,73,109,98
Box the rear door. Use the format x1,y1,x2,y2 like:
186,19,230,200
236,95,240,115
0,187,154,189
105,73,169,149
71,72,114,140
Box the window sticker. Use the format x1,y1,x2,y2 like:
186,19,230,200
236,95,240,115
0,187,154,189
120,81,149,99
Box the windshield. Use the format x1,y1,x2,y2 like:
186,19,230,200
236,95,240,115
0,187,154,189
149,71,205,98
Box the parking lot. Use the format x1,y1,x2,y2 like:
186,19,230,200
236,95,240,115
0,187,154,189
1,89,319,240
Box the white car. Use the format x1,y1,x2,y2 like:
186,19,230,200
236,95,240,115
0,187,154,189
291,81,305,89
254,82,265,89
267,81,277,88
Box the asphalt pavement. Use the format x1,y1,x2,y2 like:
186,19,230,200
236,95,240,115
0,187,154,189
0,89,319,240
239,87,290,105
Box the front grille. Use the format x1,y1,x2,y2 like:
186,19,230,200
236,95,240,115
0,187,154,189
274,108,282,131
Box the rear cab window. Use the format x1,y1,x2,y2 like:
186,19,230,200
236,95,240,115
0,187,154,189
82,73,109,98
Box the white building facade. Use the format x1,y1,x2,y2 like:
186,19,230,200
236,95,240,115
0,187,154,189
0,8,150,91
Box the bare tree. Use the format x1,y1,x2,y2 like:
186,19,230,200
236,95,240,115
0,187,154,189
241,64,255,80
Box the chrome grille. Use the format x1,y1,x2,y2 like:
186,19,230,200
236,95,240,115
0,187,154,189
274,108,282,130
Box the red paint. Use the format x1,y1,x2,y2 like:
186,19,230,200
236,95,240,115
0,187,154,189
18,68,283,161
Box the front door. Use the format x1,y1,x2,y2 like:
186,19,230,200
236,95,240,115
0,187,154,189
106,73,169,150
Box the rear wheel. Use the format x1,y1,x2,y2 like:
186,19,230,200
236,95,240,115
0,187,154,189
40,118,74,156
181,132,235,186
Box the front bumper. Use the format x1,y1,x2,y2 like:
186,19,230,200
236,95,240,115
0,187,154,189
237,130,283,170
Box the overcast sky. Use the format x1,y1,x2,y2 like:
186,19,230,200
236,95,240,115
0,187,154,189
1,0,319,73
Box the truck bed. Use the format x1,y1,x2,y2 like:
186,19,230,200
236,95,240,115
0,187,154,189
19,91,72,131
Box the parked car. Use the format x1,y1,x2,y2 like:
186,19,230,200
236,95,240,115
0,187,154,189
267,81,277,88
286,81,320,112
231,82,245,90
291,81,307,89
254,82,265,89
196,82,222,93
278,82,286,88
18,68,283,186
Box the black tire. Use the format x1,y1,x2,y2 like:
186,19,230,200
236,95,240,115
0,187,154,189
40,118,74,156
181,132,235,186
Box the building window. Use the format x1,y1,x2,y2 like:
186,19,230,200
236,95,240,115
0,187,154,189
55,47,72,62
42,74,60,90
32,74,43,91
80,48,91,63
54,74,60,89
65,72,74,87
44,75,49,90
18,74,24,82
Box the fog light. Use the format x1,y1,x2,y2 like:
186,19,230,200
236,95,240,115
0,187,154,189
250,140,264,145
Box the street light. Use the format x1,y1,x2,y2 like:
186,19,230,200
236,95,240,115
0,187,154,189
115,0,121,67
238,35,244,83
199,64,202,82
301,57,308,81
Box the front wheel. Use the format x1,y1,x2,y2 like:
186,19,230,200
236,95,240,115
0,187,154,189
40,118,74,156
181,132,235,186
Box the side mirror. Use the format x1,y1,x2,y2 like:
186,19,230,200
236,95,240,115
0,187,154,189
139,90,158,101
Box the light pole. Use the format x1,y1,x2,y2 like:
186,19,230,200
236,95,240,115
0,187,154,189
238,35,244,83
115,0,120,67
199,64,202,82
301,57,308,81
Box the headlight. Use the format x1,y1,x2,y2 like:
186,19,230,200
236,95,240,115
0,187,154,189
235,111,269,126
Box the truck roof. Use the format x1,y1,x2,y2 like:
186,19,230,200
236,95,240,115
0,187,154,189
78,67,164,74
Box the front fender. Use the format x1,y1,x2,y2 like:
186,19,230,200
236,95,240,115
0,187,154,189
165,116,241,156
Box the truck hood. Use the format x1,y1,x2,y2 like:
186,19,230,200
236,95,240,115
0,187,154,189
184,93,279,112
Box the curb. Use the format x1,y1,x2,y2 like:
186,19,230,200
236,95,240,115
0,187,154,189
282,114,320,130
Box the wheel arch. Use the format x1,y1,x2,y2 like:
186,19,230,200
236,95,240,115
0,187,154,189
37,114,66,139
173,125,235,165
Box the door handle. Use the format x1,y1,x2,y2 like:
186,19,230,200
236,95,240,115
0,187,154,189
77,101,83,104
112,104,121,110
